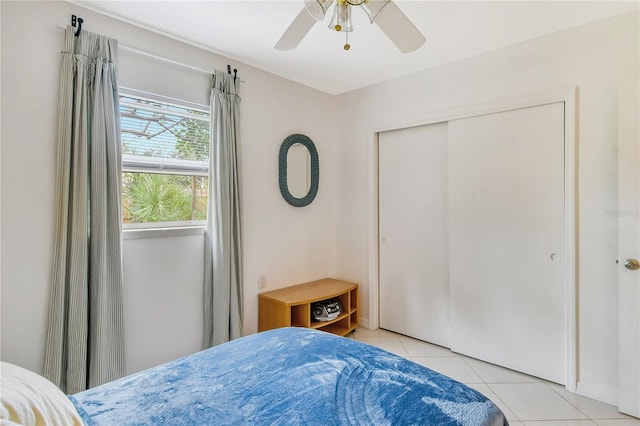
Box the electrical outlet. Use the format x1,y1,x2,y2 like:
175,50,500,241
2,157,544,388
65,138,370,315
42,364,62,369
258,274,267,289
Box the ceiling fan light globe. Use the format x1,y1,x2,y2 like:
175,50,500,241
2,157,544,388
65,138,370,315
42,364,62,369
328,2,353,32
304,0,334,20
361,0,391,23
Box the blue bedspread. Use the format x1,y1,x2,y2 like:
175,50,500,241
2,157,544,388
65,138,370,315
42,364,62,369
70,328,508,425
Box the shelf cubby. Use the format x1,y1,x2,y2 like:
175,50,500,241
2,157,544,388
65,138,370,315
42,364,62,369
259,278,358,337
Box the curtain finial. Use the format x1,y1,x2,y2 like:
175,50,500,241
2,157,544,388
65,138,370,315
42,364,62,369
71,15,84,37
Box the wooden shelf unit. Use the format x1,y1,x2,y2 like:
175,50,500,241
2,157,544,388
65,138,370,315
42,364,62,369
258,278,358,337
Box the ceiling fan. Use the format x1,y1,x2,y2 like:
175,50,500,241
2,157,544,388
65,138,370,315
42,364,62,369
275,0,426,52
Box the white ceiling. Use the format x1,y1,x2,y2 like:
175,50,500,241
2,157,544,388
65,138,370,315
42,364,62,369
73,0,639,95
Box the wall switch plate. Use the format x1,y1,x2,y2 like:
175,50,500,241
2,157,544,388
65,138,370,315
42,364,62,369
258,274,267,289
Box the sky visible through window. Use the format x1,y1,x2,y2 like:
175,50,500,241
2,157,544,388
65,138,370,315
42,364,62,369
119,95,209,163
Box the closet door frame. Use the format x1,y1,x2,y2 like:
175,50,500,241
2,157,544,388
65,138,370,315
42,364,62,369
367,87,577,391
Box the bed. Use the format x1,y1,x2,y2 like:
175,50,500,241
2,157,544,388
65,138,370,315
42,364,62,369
2,327,508,425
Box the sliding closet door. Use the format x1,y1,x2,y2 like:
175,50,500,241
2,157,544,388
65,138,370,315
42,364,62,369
379,122,449,347
448,103,566,384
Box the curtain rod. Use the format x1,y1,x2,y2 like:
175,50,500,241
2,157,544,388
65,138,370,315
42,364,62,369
119,44,215,75
55,22,243,83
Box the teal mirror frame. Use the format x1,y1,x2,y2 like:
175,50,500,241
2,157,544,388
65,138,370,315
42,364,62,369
279,134,319,207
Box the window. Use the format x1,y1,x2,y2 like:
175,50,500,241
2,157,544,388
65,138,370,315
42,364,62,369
119,92,210,227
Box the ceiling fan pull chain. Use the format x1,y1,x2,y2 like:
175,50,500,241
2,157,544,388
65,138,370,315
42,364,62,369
344,30,351,50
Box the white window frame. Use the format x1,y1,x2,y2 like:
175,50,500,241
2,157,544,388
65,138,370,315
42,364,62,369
119,88,210,232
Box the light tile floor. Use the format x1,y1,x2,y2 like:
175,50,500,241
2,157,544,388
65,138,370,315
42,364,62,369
350,327,640,426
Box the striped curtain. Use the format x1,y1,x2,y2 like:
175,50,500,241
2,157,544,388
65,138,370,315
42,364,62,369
43,27,125,394
203,70,243,348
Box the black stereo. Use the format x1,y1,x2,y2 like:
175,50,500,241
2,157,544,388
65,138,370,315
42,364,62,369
311,299,343,322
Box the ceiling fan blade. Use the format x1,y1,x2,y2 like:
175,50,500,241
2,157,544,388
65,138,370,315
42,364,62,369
305,0,334,20
375,2,426,53
274,7,318,51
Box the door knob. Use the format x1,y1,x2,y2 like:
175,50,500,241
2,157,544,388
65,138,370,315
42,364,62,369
624,259,640,270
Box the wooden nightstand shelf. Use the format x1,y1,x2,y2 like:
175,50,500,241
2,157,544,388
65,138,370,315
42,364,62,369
258,278,358,336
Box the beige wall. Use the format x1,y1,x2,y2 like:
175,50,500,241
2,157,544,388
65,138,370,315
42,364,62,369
1,0,638,406
334,11,639,404
0,1,340,375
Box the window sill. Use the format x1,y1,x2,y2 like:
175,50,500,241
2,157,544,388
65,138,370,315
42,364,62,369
123,225,206,240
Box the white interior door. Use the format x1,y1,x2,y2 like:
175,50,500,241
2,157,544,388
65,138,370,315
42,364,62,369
379,122,450,347
617,79,639,418
448,103,566,384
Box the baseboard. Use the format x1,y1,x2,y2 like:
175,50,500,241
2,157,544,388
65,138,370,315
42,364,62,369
357,317,370,329
576,381,618,406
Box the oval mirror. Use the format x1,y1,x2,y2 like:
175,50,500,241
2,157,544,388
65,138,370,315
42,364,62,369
287,143,311,198
279,134,319,207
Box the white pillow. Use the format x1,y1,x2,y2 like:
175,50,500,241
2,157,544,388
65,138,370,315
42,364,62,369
1,362,83,425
